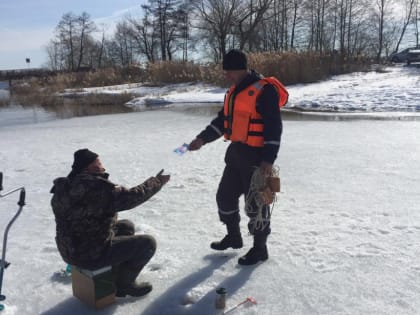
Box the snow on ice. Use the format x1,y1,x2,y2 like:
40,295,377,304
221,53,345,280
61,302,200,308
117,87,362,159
0,65,419,315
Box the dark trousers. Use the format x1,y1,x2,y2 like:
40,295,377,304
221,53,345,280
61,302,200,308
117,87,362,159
216,143,271,236
112,219,136,237
92,219,156,286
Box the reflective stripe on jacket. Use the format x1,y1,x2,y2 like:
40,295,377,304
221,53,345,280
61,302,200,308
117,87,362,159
223,77,288,147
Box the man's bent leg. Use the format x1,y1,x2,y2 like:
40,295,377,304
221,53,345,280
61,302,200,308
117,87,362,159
103,235,156,297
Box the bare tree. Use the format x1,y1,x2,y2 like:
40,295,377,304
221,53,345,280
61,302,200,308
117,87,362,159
172,2,196,61
394,0,416,51
301,0,336,54
56,12,77,70
46,40,65,70
96,26,106,68
235,0,273,51
194,0,241,61
76,12,96,70
415,0,419,46
290,0,304,49
48,12,97,71
260,0,287,51
142,0,182,61
315,0,327,53
375,0,390,61
337,0,349,56
343,0,372,56
111,21,137,66
126,12,159,62
258,0,300,51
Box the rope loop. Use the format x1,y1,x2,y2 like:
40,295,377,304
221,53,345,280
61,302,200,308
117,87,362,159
245,166,280,233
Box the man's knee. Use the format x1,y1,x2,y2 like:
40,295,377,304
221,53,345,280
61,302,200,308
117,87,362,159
217,209,240,226
131,235,156,262
216,187,239,212
142,235,157,259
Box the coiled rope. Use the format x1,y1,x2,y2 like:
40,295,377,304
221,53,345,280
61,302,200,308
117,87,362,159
245,166,279,233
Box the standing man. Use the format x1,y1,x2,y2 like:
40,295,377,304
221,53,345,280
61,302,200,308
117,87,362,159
188,49,287,265
50,148,170,297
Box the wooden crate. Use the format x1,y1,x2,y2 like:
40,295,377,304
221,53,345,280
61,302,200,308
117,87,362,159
71,265,115,309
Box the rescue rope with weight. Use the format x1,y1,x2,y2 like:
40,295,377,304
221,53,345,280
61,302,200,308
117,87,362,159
245,166,280,233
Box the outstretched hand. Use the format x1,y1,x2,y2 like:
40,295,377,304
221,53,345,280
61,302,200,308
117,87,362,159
156,169,170,186
188,138,204,151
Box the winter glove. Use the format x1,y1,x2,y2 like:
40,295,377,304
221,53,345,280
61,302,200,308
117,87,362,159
188,138,204,151
156,169,170,186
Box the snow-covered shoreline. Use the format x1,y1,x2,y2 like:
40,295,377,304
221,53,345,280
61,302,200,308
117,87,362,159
57,65,420,114
1,65,419,129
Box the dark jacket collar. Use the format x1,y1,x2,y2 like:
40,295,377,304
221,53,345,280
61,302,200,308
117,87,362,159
51,172,110,193
233,70,264,94
67,170,109,180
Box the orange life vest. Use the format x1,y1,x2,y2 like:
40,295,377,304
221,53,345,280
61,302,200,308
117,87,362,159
223,77,288,147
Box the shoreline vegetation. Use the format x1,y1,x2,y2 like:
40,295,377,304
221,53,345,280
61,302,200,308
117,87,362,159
2,52,376,114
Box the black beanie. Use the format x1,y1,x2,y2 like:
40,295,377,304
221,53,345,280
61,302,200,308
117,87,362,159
222,49,248,70
71,149,98,172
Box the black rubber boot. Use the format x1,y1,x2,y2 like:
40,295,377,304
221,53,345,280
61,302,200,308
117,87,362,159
210,224,243,250
238,234,269,265
115,268,152,297
211,234,243,250
115,282,153,297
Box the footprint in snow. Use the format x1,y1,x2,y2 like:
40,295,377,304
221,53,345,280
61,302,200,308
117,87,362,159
148,264,162,271
393,225,408,230
41,246,59,253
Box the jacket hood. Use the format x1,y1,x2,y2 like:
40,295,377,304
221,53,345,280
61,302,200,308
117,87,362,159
50,172,111,194
50,177,70,194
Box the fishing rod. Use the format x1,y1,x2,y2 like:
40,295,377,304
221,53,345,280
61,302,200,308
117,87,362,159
0,172,26,311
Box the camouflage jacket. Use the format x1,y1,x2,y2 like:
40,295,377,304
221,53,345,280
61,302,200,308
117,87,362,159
50,172,162,268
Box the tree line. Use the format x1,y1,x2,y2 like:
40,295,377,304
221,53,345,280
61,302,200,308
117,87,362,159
45,0,420,71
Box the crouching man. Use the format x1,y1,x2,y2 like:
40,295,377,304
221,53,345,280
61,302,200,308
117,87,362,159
50,148,170,298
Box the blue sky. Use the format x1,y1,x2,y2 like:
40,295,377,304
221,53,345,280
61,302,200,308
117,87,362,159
0,0,146,70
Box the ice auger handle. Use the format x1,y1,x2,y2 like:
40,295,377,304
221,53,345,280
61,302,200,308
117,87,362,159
18,189,25,207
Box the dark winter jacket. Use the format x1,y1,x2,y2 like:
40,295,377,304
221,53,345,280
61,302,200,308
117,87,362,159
196,70,282,164
50,172,162,268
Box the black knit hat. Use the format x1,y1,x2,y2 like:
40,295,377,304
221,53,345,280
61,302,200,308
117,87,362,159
222,49,248,70
71,148,98,173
